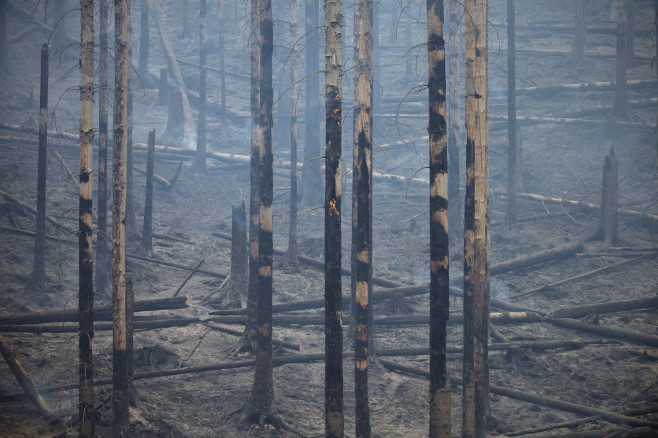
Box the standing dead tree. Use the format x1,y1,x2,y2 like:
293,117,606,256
217,0,226,115
302,0,323,205
591,148,619,245
353,0,373,435
427,0,450,436
112,0,130,434
78,1,95,436
505,0,517,228
614,0,630,119
447,0,461,246
463,0,490,436
196,0,207,172
141,130,156,256
566,0,585,64
324,0,344,434
97,0,110,295
0,0,6,74
31,44,48,289
126,0,137,238
138,0,149,80
288,0,299,263
240,0,277,426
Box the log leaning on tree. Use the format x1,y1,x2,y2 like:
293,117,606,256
379,359,658,429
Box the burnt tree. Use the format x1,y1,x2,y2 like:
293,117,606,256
78,1,95,436
112,0,130,435
324,0,344,435
196,0,207,172
302,0,322,205
427,0,451,436
614,0,630,119
567,0,585,64
240,0,276,425
288,0,299,262
593,148,619,245
31,44,48,289
218,0,226,115
0,0,6,74
97,0,110,295
505,0,517,228
462,0,491,436
138,0,149,79
126,0,137,238
141,129,156,256
353,0,374,435
447,0,461,246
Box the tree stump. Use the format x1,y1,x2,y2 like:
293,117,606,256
158,67,168,105
161,88,184,144
202,203,247,309
596,148,619,245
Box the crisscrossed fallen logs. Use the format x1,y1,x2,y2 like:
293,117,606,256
210,241,582,316
379,359,658,429
0,297,187,325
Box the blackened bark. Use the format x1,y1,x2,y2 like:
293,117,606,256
196,0,207,172
112,0,130,435
126,0,137,239
97,0,110,295
165,89,184,142
626,0,634,66
138,0,149,79
447,0,461,247
126,273,135,400
595,148,619,245
427,0,450,436
302,0,322,205
218,0,226,116
141,130,155,256
462,0,476,435
288,0,298,263
324,0,343,435
78,2,95,435
354,0,373,435
242,0,275,424
32,44,48,289
505,0,517,228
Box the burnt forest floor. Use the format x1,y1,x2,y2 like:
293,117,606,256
1,0,658,437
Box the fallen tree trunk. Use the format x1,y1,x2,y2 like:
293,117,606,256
491,188,658,223
548,318,658,348
379,358,658,429
0,297,187,325
126,253,226,279
0,333,60,423
0,317,200,333
490,240,584,276
512,254,655,299
490,114,651,130
202,322,300,351
0,189,74,234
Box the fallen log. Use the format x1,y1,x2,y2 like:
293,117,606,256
379,359,658,429
0,189,74,234
207,311,543,327
491,188,658,223
489,114,652,130
134,165,174,188
0,296,187,326
176,58,250,81
173,259,204,297
0,317,200,333
202,322,300,351
0,333,59,423
549,318,658,348
511,254,655,299
490,240,584,276
126,253,226,279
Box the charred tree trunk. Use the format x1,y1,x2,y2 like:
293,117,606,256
626,0,634,66
78,2,95,436
141,130,155,256
405,17,412,81
594,148,619,245
97,0,110,295
241,0,275,425
125,273,135,399
158,67,168,105
182,0,189,38
288,0,298,263
0,0,6,74
473,0,490,435
51,0,67,55
354,0,373,435
196,0,207,172
614,0,630,119
505,0,517,228
31,44,48,289
237,0,261,354
427,0,450,436
567,0,585,64
126,0,137,239
324,0,344,435
138,0,149,80
447,0,461,247
218,0,226,116
302,0,322,205
164,89,184,142
112,0,130,435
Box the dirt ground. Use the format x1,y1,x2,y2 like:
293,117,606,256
0,0,657,437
